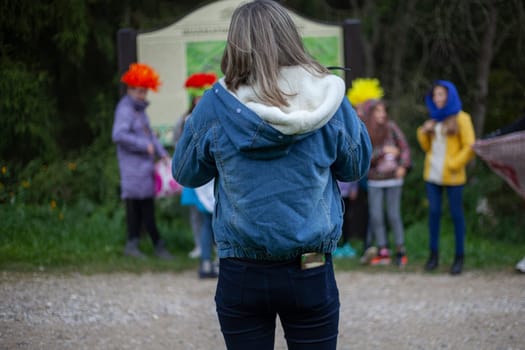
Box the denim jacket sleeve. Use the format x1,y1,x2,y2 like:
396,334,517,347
331,99,372,182
171,100,217,188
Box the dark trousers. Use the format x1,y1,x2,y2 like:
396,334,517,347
341,190,369,245
125,198,160,245
199,211,214,261
215,254,339,350
425,183,466,256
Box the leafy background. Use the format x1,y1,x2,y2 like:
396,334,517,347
1,0,524,271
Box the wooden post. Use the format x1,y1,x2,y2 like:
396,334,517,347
342,19,365,89
117,28,137,96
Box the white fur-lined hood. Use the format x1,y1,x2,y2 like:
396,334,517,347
219,66,346,135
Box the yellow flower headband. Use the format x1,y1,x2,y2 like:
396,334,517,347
346,78,384,106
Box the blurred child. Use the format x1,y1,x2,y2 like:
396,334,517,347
363,99,411,267
346,78,385,263
174,73,218,259
112,63,173,260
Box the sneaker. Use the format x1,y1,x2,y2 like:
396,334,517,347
341,243,356,258
516,257,525,273
333,246,345,258
199,260,219,279
334,243,356,259
370,248,391,266
395,252,408,267
188,246,201,259
360,246,378,264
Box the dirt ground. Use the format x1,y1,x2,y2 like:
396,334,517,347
1,269,524,350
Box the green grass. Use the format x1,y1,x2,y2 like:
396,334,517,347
333,219,523,274
0,199,198,273
0,198,523,274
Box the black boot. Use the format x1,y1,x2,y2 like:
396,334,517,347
154,240,174,260
424,251,439,271
124,239,145,259
450,255,464,275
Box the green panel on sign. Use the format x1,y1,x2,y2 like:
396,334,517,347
186,41,226,77
303,36,342,76
185,37,340,77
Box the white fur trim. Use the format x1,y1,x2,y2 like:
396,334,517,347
221,66,346,135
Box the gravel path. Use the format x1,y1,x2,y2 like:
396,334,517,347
1,270,524,350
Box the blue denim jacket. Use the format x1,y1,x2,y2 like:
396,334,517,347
173,79,371,260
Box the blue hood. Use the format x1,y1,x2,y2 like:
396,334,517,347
425,80,462,121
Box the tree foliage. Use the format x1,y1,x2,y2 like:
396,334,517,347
0,61,57,162
0,0,204,164
0,0,522,241
1,0,524,161
284,0,525,136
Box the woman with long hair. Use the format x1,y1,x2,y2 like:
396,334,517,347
363,100,411,267
173,1,371,348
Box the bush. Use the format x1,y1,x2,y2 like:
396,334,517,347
0,61,58,163
7,139,120,206
466,162,525,243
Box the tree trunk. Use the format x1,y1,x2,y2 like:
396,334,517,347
472,4,497,138
350,0,380,77
390,0,416,101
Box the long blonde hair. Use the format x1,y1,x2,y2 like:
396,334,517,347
221,0,329,107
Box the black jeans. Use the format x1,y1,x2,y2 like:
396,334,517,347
215,254,339,350
125,198,160,245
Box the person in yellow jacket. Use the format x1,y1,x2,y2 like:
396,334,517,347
417,80,475,275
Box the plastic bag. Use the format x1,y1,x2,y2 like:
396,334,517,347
154,159,182,198
195,179,215,213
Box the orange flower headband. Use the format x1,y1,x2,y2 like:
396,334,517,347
121,63,161,92
184,72,217,98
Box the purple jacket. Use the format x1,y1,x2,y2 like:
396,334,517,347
112,95,168,199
